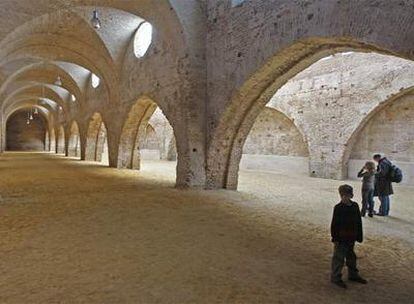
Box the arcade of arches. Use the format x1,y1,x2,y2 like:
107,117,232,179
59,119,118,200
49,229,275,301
0,1,413,303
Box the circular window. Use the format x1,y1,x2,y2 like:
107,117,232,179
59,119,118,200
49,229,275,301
91,73,100,88
134,22,153,58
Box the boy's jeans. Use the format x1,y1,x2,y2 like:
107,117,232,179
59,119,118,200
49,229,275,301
331,242,359,282
361,188,374,216
378,195,390,216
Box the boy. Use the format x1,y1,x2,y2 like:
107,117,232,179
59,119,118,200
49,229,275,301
330,184,367,288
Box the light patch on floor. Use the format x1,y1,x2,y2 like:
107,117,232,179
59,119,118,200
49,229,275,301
0,153,413,303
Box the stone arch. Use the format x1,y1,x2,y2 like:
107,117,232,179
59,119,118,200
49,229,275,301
240,107,310,176
117,97,158,170
67,121,81,158
2,84,70,115
206,38,414,189
85,112,108,163
0,61,84,109
342,87,414,180
117,97,176,171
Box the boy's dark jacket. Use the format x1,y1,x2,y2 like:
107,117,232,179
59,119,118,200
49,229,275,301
331,200,363,243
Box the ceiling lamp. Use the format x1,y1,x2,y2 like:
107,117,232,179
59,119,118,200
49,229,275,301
91,10,101,29
55,76,62,86
34,108,38,115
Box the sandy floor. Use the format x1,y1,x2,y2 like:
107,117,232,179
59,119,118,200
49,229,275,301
0,153,413,303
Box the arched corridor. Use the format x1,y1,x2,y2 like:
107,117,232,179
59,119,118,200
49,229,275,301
6,109,47,151
0,1,413,302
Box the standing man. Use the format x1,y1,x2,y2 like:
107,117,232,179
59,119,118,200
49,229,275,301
373,154,393,216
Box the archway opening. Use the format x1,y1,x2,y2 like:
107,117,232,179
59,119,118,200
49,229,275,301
85,113,109,165
68,121,81,158
118,98,177,180
348,93,414,186
240,107,309,176
139,107,177,175
213,50,414,190
6,108,48,151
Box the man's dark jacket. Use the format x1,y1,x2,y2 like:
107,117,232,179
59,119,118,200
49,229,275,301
331,201,363,243
374,157,394,197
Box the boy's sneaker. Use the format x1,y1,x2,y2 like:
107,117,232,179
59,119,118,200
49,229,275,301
349,276,368,284
332,280,347,289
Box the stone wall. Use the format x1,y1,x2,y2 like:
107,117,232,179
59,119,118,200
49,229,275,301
243,107,308,156
240,155,309,176
140,124,161,160
141,125,159,150
205,0,414,189
241,107,309,174
233,53,414,185
6,110,46,151
206,0,414,134
350,95,414,162
349,94,414,185
266,53,414,179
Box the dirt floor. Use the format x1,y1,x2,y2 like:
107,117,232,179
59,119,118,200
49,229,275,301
0,153,413,303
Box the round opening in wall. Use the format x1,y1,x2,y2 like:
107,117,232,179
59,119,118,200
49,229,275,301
133,22,153,58
91,73,100,88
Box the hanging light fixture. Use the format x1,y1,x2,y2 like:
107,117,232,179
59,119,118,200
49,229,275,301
29,111,34,120
26,112,30,125
90,10,101,29
55,75,62,86
34,107,39,115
